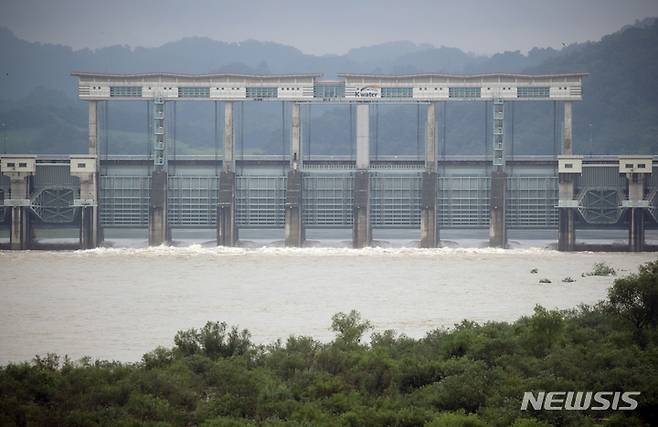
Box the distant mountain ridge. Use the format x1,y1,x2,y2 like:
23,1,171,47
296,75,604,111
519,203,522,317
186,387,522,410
0,19,656,155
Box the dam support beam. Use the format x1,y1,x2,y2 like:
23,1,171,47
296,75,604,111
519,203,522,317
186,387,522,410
148,98,169,246
420,171,438,248
557,156,580,252
353,170,370,248
285,103,304,247
217,101,238,246
86,101,103,245
489,170,507,248
558,209,576,251
558,206,576,251
217,171,238,246
489,99,507,248
1,156,36,250
629,207,645,252
628,173,645,252
9,178,32,250
556,102,578,252
563,101,572,155
352,104,371,248
88,101,98,156
71,155,100,249
285,170,304,247
148,169,169,246
9,204,31,250
622,160,652,252
420,103,438,248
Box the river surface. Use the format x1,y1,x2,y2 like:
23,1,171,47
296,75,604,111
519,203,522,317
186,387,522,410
0,229,657,364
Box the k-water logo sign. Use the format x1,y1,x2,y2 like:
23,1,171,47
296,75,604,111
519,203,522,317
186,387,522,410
354,86,380,98
521,391,640,411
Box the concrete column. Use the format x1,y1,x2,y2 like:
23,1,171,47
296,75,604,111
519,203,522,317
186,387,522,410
558,175,576,251
285,170,304,247
489,99,507,248
223,101,234,173
285,103,304,247
629,208,645,252
9,177,31,250
355,104,370,170
87,100,102,246
88,101,97,156
72,171,101,249
353,104,371,248
558,103,576,251
148,99,169,246
290,103,301,169
148,169,168,245
628,174,645,252
489,170,507,248
563,101,572,155
420,102,438,248
218,101,238,246
217,171,237,246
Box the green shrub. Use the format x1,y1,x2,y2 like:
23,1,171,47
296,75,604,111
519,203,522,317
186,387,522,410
589,262,616,276
426,411,489,427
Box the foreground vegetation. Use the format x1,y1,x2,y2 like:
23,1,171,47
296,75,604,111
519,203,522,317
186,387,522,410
2,262,658,426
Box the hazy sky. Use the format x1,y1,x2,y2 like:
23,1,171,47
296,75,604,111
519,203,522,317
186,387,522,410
2,0,658,55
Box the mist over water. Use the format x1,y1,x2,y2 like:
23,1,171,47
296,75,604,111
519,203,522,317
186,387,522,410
1,229,656,364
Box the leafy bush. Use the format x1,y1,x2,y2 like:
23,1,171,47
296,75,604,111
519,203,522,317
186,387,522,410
173,321,251,359
589,262,617,276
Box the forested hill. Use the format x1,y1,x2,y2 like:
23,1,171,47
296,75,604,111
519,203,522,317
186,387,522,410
0,19,656,155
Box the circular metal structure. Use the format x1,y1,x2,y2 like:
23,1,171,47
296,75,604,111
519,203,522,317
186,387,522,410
577,187,623,224
30,186,78,223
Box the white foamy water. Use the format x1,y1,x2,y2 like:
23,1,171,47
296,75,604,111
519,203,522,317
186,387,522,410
0,244,656,364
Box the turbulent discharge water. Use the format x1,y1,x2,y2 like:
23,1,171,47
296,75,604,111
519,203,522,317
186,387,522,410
0,244,656,364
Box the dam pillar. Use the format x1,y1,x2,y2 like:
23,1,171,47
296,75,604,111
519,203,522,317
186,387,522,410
86,100,103,245
489,99,507,248
149,98,169,246
217,101,238,246
353,103,371,248
1,156,35,250
70,155,100,249
285,103,304,247
557,103,577,251
88,100,98,155
620,156,652,252
557,156,581,251
489,170,507,248
420,102,438,248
